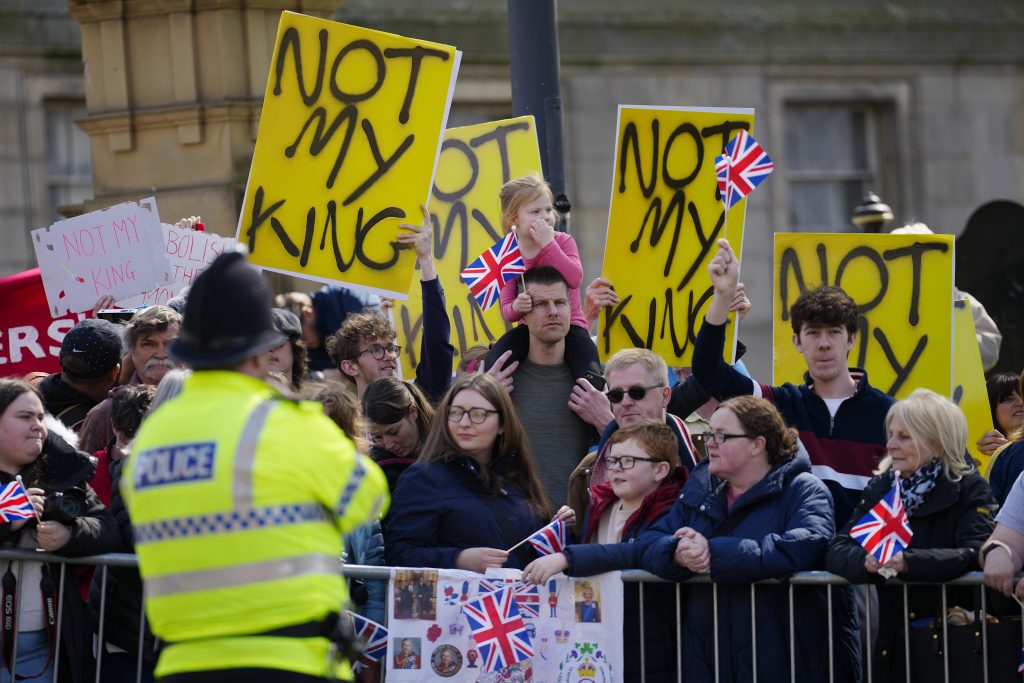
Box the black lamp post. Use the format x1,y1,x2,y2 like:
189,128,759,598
851,191,894,233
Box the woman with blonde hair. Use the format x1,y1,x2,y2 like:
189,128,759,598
385,373,552,572
827,388,997,682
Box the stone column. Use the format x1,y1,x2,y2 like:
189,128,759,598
69,0,340,237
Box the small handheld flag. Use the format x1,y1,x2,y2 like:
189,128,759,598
716,129,774,210
462,587,534,672
460,232,526,311
850,479,913,564
526,519,568,557
0,480,35,523
348,612,387,664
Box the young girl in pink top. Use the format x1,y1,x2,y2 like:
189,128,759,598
485,175,600,381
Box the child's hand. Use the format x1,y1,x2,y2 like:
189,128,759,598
522,553,568,584
528,218,555,248
512,292,533,314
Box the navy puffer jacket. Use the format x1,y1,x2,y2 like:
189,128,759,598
640,452,860,683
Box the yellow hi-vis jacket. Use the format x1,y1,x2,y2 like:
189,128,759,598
122,371,389,679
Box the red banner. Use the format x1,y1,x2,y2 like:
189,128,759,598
0,268,86,379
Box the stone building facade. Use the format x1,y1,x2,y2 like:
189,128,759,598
3,0,1024,378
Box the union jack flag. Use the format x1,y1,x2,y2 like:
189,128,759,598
462,587,534,672
0,480,34,523
526,519,568,557
850,479,913,564
459,232,526,311
348,612,387,664
1018,647,1024,674
478,579,540,619
717,129,774,210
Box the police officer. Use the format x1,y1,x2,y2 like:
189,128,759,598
123,252,388,683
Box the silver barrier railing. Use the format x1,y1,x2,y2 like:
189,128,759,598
0,549,1016,683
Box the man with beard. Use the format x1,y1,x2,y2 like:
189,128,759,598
78,305,182,456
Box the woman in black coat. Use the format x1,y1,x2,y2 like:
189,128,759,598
826,388,998,682
0,379,119,683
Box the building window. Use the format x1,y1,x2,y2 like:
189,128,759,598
785,103,887,231
44,100,92,221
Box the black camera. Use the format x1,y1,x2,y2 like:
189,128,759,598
41,488,88,525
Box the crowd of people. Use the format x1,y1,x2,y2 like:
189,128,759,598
0,174,1021,682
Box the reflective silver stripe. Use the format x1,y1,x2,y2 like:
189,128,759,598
233,399,277,509
145,553,340,598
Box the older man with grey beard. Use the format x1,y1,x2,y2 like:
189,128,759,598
79,305,182,457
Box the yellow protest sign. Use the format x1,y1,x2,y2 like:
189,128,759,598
772,233,954,398
394,116,542,377
236,12,461,298
953,298,995,470
599,106,755,366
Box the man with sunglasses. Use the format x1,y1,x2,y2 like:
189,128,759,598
566,348,699,525
325,207,454,402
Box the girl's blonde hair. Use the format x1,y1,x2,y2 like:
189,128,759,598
499,174,553,233
877,388,973,481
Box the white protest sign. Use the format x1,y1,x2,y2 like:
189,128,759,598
31,197,171,316
117,224,237,307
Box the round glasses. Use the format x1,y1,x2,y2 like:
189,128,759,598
353,343,401,361
606,384,664,404
447,406,498,424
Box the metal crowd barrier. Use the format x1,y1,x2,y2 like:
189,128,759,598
0,548,1017,683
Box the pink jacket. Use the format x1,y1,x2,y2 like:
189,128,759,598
500,231,588,329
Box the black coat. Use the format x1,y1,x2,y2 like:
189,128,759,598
0,431,119,683
825,469,997,682
87,457,157,664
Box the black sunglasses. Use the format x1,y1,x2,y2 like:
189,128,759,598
606,384,664,404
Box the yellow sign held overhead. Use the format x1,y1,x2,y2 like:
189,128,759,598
395,116,543,377
953,298,995,470
600,106,756,366
772,232,954,398
236,12,461,298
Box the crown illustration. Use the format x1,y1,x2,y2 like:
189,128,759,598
555,627,570,644
577,657,597,678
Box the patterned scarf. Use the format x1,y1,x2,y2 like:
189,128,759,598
893,458,942,516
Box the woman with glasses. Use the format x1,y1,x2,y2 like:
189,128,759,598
640,395,854,683
384,374,553,572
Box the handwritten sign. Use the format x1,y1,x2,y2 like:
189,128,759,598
953,298,994,469
32,197,170,316
236,12,461,299
394,116,542,376
599,105,756,366
772,232,954,398
118,225,236,307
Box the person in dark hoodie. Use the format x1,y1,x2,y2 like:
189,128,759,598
38,319,123,432
523,420,687,682
640,396,858,683
0,379,119,683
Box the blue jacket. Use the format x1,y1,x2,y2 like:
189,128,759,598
640,453,859,683
384,453,547,570
693,318,894,526
343,521,386,625
406,277,455,403
989,440,1024,506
